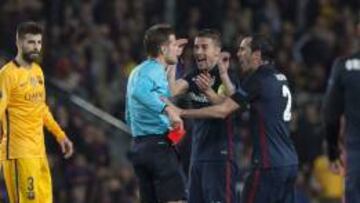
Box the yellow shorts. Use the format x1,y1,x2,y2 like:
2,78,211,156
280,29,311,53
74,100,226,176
2,158,52,203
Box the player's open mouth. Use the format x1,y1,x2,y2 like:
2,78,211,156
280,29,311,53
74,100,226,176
196,58,206,63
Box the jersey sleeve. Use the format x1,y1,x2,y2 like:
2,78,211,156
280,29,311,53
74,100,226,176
322,58,344,161
230,77,261,107
0,69,13,118
38,66,67,142
43,105,67,142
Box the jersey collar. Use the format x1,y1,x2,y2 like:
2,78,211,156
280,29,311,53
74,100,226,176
12,59,21,67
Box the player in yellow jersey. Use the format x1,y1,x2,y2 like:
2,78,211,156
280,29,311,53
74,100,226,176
0,21,74,203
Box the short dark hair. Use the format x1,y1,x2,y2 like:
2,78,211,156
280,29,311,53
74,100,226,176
16,21,43,39
196,29,222,47
144,24,175,57
249,34,275,61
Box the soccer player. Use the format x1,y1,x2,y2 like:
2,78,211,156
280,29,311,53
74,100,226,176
322,19,360,202
169,35,299,203
167,29,238,203
126,24,186,203
0,22,74,203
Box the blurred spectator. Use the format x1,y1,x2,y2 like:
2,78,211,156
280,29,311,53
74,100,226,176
295,102,323,167
312,149,344,203
65,154,93,203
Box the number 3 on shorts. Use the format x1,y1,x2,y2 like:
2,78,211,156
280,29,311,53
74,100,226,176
27,176,35,200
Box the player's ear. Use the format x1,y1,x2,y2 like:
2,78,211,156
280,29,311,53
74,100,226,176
160,46,167,55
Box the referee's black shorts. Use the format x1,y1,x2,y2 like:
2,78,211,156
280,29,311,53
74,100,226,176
128,135,186,203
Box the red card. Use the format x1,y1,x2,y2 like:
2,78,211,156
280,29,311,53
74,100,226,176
167,127,186,145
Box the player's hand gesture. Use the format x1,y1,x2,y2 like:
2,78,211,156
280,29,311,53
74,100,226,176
59,137,74,159
176,38,188,57
195,73,214,93
217,51,230,75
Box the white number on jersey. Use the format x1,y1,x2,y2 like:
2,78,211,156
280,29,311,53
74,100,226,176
345,59,360,71
282,85,292,121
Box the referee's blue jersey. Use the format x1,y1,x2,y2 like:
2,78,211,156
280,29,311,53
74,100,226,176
126,59,171,137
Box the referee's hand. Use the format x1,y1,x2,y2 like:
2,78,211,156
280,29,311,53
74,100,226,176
165,105,184,130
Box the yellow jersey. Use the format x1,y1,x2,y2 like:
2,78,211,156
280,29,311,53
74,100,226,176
0,60,66,160
313,155,344,198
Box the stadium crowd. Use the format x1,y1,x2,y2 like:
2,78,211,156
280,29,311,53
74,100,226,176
0,0,359,202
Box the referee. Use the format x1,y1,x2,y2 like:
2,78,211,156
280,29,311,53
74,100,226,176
126,24,186,203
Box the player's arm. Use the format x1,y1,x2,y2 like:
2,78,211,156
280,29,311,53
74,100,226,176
0,70,12,117
181,97,239,118
167,65,189,96
43,105,66,141
219,73,235,95
180,87,250,118
218,51,236,95
132,74,183,128
180,74,259,118
322,59,344,162
43,105,74,158
166,38,189,97
205,87,226,104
